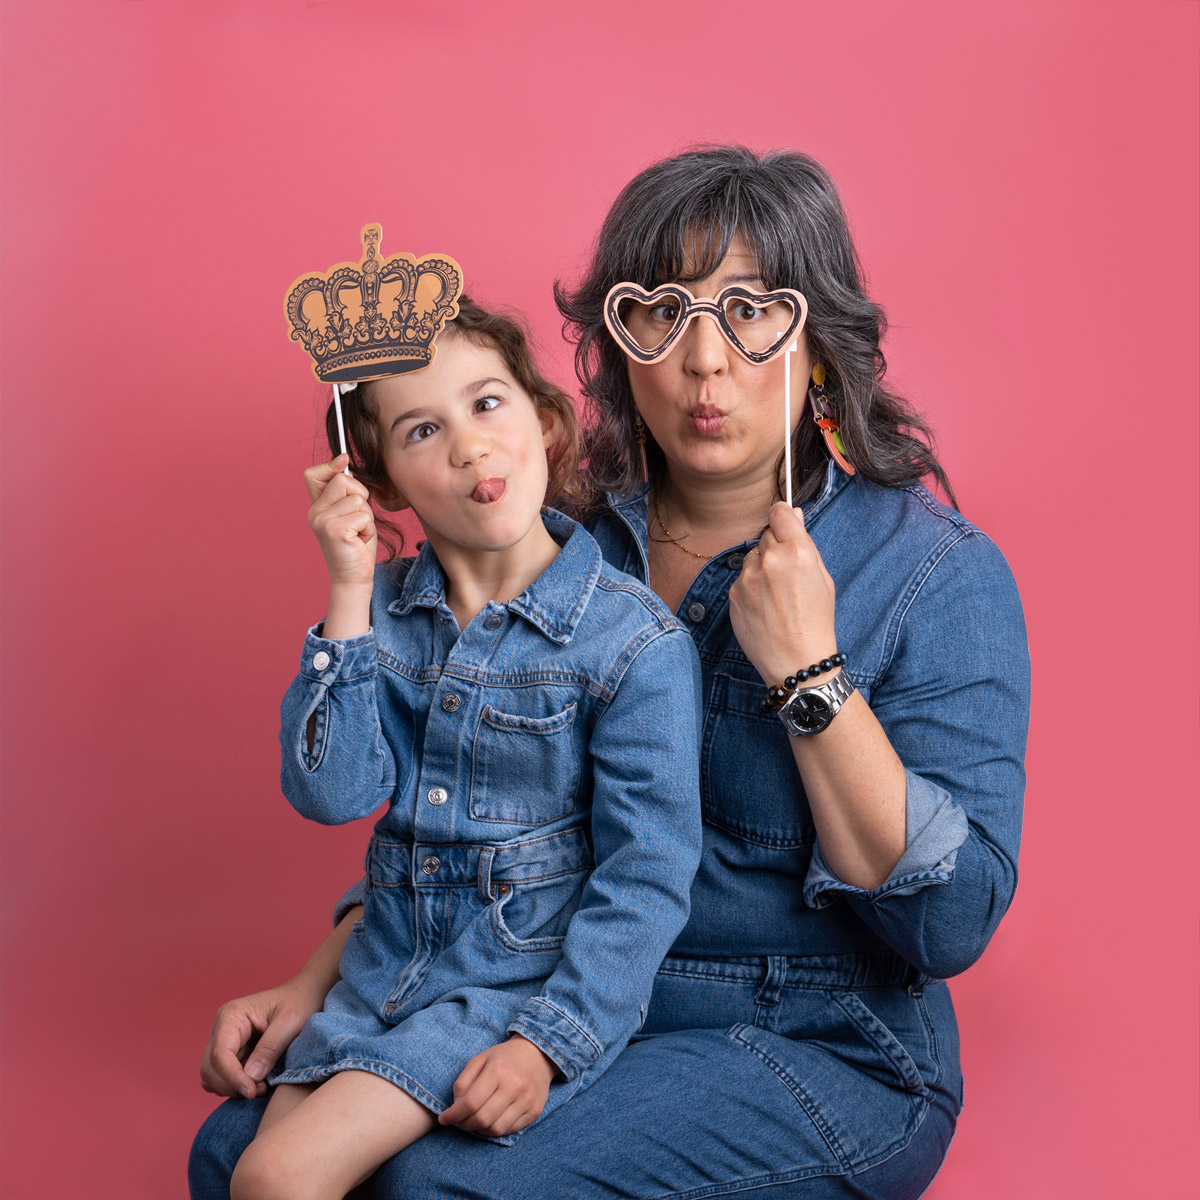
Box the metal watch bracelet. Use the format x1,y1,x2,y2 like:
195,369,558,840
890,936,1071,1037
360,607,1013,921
777,669,857,737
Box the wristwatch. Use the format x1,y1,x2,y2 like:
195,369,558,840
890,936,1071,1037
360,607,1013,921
777,670,856,736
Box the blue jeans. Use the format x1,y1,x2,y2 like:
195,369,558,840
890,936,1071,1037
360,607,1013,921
190,960,961,1198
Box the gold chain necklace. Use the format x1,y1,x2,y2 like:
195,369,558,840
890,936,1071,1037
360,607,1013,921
652,492,716,561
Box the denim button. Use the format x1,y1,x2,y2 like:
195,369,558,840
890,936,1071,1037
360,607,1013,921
311,650,331,671
441,694,461,713
483,613,503,630
686,602,706,623
427,786,448,806
421,856,441,875
726,554,745,570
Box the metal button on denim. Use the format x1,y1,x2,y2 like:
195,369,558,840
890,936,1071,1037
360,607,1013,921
726,553,745,570
441,694,461,713
427,786,448,806
420,855,441,875
483,613,503,630
686,602,706,623
311,650,331,671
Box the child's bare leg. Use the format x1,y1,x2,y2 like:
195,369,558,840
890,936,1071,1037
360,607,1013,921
231,1071,437,1200
256,1082,315,1135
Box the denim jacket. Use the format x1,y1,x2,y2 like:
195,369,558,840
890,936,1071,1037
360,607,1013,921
332,464,1028,987
284,510,703,1081
589,461,1030,981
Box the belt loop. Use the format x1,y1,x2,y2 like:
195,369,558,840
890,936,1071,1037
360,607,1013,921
754,956,789,1008
478,847,495,900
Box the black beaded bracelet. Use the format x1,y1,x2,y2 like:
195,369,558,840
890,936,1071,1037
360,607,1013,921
762,652,847,710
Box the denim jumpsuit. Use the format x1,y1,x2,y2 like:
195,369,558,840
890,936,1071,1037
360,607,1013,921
191,461,1030,1199
266,509,704,1138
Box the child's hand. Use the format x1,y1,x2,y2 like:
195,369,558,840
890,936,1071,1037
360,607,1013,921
438,1034,559,1137
304,454,378,589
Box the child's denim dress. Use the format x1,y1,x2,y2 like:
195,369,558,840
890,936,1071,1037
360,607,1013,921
268,510,703,1141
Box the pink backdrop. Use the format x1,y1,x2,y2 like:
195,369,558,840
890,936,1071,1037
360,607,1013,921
2,3,1196,1197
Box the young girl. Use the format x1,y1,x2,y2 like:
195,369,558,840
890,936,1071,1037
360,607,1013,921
230,298,703,1200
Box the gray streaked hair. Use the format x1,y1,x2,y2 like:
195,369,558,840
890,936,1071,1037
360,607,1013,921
555,145,954,508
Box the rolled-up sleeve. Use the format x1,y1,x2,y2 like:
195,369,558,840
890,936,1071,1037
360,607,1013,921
804,530,1029,980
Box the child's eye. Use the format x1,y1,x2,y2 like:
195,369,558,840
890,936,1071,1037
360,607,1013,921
407,422,437,443
474,395,501,413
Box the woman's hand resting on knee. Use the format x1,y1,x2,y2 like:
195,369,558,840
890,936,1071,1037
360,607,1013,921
200,905,362,1099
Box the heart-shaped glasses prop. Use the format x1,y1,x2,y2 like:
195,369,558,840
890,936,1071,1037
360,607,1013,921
603,282,811,505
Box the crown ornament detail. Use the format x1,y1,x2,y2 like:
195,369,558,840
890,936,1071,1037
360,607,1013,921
285,224,463,383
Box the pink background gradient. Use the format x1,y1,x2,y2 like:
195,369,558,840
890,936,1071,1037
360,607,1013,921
2,2,1196,1197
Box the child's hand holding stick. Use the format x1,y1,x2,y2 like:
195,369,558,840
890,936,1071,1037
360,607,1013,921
304,453,377,639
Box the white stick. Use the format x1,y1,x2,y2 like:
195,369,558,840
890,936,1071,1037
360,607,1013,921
783,341,797,508
332,383,350,474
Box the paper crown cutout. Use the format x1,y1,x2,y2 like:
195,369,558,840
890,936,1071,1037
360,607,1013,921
285,224,463,383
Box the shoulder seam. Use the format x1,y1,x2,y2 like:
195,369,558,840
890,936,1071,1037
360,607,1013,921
876,527,983,682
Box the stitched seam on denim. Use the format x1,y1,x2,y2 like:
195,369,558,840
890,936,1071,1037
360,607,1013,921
804,869,953,906
832,991,924,1093
523,996,602,1058
728,1024,850,1171
481,702,577,733
381,883,428,1011
371,827,589,853
656,951,914,987
877,528,977,684
270,1058,443,1111
597,622,685,704
699,673,815,848
470,704,579,826
659,1162,843,1200
376,654,610,696
506,1017,577,1080
299,690,330,773
916,991,942,1089
592,575,683,633
372,866,591,889
903,483,979,535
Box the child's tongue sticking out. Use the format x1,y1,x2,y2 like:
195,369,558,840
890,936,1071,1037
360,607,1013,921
471,478,506,504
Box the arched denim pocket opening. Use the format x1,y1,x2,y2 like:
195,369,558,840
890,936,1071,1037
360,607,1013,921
489,866,590,952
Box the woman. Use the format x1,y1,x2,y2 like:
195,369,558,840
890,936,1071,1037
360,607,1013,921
191,146,1029,1198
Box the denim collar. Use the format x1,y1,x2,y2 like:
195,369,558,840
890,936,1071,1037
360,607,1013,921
387,508,600,645
604,457,853,563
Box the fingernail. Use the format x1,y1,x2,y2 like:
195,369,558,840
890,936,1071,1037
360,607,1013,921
246,1061,267,1081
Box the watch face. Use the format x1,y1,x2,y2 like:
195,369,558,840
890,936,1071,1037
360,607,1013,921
783,691,833,733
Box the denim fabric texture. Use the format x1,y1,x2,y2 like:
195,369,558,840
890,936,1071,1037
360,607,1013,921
191,461,1029,1197
266,510,704,1139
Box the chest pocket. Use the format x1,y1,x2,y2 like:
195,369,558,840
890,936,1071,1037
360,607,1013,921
702,673,816,848
470,702,581,826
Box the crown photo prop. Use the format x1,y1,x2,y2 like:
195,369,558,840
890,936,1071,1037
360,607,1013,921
285,224,463,383
284,224,464,464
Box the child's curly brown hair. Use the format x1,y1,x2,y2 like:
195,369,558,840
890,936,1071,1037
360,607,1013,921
323,295,586,558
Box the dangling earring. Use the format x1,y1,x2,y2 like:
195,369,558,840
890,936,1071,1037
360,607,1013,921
634,414,649,484
807,363,855,475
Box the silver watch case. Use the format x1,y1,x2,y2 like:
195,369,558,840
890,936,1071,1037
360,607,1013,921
777,670,856,736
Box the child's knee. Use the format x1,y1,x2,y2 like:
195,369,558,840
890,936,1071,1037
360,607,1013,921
230,1139,315,1200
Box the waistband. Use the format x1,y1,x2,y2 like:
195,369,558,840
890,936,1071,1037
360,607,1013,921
655,951,924,990
367,824,594,892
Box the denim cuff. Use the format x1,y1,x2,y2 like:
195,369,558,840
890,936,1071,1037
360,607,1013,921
298,626,377,685
803,768,969,909
332,878,367,926
507,997,602,1082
